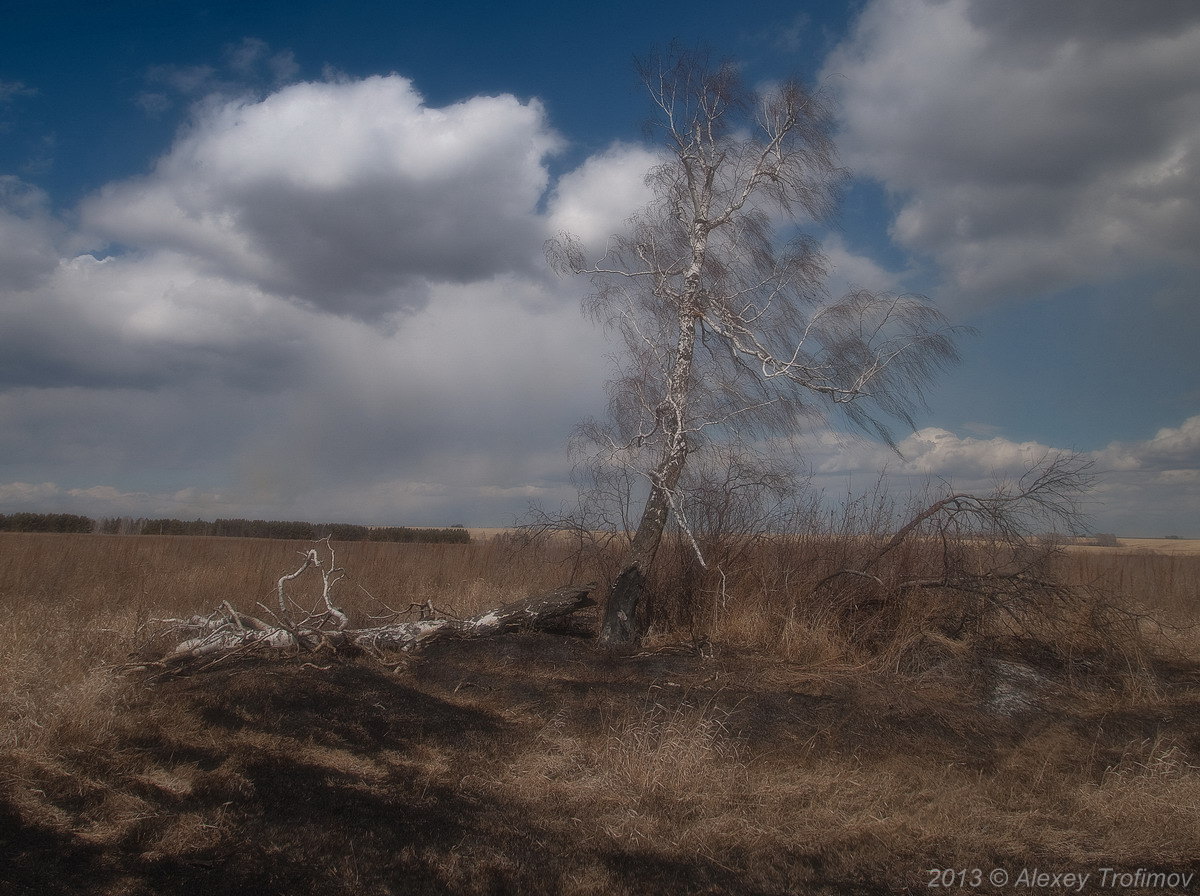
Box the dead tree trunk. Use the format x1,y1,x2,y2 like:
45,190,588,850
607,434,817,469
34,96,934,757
152,584,596,670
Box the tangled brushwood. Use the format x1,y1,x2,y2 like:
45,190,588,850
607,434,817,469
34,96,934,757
808,454,1123,655
563,450,1154,680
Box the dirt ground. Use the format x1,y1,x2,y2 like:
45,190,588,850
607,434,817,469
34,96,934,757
6,622,1200,896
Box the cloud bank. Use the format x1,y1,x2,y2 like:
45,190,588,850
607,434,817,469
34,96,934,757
0,74,666,525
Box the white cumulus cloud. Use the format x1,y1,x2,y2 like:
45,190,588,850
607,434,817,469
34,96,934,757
546,142,664,255
84,75,564,318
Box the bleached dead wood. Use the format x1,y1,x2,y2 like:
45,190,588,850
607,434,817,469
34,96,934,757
153,583,596,669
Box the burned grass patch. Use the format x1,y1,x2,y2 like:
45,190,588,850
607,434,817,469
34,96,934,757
3,533,1200,894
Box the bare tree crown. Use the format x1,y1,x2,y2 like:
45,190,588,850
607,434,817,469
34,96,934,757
546,47,965,644
548,47,962,460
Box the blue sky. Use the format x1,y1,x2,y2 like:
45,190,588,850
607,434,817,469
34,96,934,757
1,0,1198,535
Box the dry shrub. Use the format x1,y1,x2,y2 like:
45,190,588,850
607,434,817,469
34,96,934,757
632,458,1187,689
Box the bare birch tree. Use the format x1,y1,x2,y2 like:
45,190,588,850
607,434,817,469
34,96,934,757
547,47,963,646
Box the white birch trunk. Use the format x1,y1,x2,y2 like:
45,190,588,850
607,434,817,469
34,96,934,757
600,248,705,646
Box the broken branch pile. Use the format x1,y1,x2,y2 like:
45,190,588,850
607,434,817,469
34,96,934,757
143,539,595,669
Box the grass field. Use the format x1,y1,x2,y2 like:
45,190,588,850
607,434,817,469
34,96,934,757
1100,537,1200,555
2,531,1199,895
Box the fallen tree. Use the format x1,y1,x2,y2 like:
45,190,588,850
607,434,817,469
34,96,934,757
140,540,596,671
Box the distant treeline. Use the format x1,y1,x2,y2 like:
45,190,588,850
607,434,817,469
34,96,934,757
0,512,95,533
0,512,470,544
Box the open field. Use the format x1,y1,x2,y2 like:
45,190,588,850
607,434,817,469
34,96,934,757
2,532,1200,895
1106,538,1200,555
477,526,1200,554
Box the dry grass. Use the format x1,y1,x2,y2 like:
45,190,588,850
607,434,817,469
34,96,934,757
1054,546,1200,618
2,531,1199,894
1101,537,1200,555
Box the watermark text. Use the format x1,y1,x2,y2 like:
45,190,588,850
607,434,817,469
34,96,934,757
927,867,1196,891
